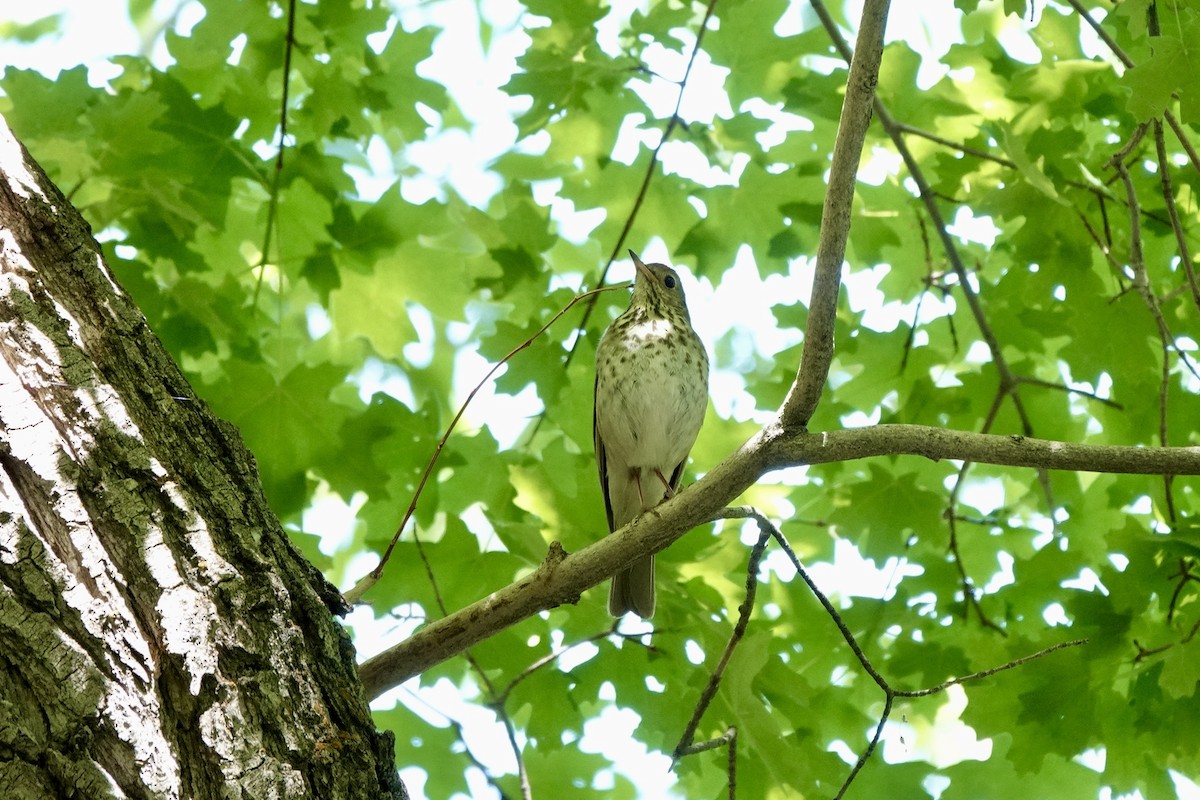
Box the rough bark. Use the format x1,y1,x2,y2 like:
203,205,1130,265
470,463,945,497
0,116,403,798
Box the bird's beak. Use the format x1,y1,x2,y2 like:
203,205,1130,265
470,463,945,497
628,249,652,282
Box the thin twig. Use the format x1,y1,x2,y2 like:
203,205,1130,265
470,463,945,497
1013,376,1124,410
727,727,737,800
497,711,532,800
1063,0,1134,69
1185,617,1200,644
675,727,737,758
673,508,770,764
674,726,739,798
947,507,1006,635
895,638,1088,697
253,0,297,311
1109,139,1185,524
946,390,1008,632
766,514,892,691
835,694,893,800
724,507,1086,798
1152,120,1200,312
1166,558,1197,623
1107,122,1151,169
565,0,721,362
399,698,515,800
1164,112,1200,177
1076,210,1128,292
448,719,510,797
893,121,1017,168
900,214,955,372
494,624,618,706
344,284,627,604
815,0,1069,538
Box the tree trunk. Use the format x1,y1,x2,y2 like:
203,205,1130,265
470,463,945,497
0,115,403,798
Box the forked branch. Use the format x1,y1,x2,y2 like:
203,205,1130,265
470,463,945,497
359,423,1200,697
672,507,1086,800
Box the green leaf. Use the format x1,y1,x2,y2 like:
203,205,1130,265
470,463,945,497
11,2,1200,797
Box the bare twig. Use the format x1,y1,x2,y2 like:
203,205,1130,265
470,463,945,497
674,727,739,799
895,638,1088,698
1164,112,1200,176
344,284,627,604
399,695,519,800
1076,210,1129,292
765,515,891,690
1013,376,1124,410
1108,122,1151,169
892,121,1018,168
448,719,512,798
812,0,1062,540
836,694,893,800
673,507,770,765
1152,120,1200,312
1167,559,1198,623
946,509,1006,635
498,711,532,800
494,624,618,706
1109,138,1186,523
253,0,297,310
727,727,738,800
1133,610,1200,661
566,0,722,358
719,508,1086,799
901,217,959,371
944,391,1008,632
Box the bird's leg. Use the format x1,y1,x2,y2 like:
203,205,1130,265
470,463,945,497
654,468,675,498
630,466,647,510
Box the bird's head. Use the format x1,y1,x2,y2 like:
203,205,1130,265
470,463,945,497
628,249,691,320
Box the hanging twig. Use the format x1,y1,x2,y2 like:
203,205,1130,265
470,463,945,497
253,0,297,311
344,284,626,604
565,0,722,361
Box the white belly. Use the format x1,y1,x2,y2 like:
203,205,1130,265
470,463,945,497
595,325,707,472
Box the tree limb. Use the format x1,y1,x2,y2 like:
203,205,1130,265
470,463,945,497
780,0,891,429
764,425,1200,474
359,421,1200,697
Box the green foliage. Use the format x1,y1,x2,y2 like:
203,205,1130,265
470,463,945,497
3,1,1199,798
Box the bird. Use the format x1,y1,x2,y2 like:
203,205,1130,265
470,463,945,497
593,250,709,618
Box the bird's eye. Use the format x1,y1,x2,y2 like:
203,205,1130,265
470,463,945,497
664,275,677,289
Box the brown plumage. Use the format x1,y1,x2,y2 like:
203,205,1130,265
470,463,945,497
593,250,708,618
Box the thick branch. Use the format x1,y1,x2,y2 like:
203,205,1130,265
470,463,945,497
359,427,773,697
780,0,891,429
764,425,1200,474
359,422,1200,697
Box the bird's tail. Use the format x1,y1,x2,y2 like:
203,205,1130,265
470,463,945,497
609,555,655,618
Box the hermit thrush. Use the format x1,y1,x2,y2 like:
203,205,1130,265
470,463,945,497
594,250,709,618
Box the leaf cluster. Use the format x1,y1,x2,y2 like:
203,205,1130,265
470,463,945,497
2,0,1198,797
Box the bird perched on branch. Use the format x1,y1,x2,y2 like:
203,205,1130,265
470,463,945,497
594,250,709,618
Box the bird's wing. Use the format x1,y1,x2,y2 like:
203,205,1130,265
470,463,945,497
668,457,687,494
594,374,616,532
